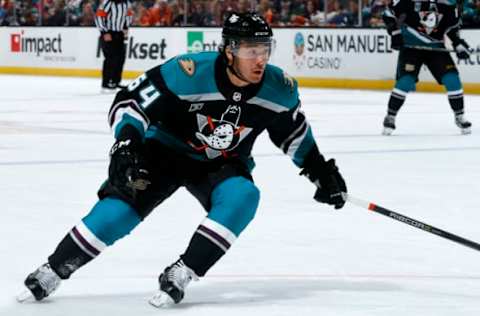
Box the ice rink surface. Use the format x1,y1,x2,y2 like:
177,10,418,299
1,75,480,316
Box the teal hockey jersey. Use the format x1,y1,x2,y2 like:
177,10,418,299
108,52,317,169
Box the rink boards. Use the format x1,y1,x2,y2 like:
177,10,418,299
0,27,479,93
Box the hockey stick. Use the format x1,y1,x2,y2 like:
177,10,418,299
404,45,480,54
343,193,480,252
404,45,455,52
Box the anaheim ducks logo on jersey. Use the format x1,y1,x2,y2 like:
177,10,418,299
415,1,443,35
419,10,443,34
178,58,195,76
190,105,253,159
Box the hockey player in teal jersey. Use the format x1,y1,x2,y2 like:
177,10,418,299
382,0,472,135
19,12,347,307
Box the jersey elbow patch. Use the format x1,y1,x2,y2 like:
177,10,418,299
280,121,315,167
292,134,315,167
109,99,150,137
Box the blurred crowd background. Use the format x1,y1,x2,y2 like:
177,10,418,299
1,0,479,28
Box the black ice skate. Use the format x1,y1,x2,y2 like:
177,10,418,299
149,259,198,308
455,114,472,135
382,115,396,136
17,263,61,302
101,81,119,94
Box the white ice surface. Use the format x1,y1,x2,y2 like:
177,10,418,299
1,75,480,316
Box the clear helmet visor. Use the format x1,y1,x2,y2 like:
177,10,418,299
228,38,276,60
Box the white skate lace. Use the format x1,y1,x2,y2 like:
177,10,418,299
36,264,61,294
167,260,198,290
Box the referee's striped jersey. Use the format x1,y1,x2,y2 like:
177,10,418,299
95,0,133,33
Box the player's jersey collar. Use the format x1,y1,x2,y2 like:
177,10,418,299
214,55,264,103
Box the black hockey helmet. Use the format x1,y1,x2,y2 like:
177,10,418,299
220,12,274,58
222,12,273,43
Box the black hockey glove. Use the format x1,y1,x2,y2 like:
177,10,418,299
109,139,151,197
301,153,347,210
453,38,471,60
390,30,403,51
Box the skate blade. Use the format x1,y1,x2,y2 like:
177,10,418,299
16,290,34,303
148,291,175,308
461,127,472,135
100,88,118,94
382,127,394,136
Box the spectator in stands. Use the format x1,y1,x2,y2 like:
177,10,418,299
24,8,39,25
188,1,211,26
170,0,186,26
207,0,224,26
16,0,38,26
257,0,274,24
305,0,323,25
45,0,67,26
289,0,308,25
324,0,342,25
132,1,152,26
290,0,306,15
148,0,172,26
237,0,251,14
141,0,155,9
66,0,82,26
222,0,236,14
78,0,96,26
328,2,351,26
338,0,369,26
0,0,12,11
0,6,5,25
278,0,292,25
368,0,387,26
10,0,477,28
463,0,480,27
66,0,81,24
0,0,9,25
344,0,359,25
474,0,480,26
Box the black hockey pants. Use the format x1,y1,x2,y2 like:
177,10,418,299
100,31,126,87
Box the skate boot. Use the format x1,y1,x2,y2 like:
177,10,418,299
17,263,61,302
149,259,198,308
100,81,119,94
382,114,396,136
455,114,472,135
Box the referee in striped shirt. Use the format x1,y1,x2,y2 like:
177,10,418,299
95,0,132,91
